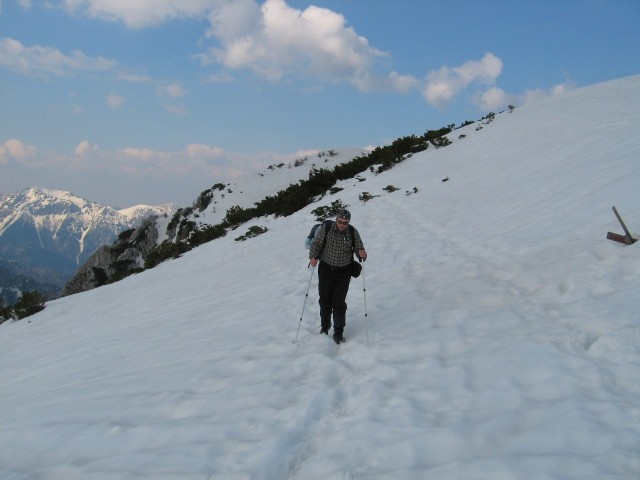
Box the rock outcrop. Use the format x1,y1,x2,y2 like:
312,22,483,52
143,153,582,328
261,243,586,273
62,216,159,296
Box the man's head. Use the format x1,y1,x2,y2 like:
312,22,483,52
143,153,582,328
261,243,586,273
336,209,351,230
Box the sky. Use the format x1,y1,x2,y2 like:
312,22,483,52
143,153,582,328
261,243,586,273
1,76,639,479
1,0,639,207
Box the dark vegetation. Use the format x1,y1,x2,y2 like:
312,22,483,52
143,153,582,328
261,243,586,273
1,291,46,324
144,124,461,269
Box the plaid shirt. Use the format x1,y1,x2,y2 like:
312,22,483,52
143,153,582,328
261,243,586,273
309,221,364,267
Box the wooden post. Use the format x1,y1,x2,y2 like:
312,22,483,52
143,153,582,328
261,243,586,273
607,231,634,245
607,207,637,245
612,206,633,239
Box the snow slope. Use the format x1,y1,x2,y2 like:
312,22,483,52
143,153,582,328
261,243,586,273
1,75,639,480
176,147,368,229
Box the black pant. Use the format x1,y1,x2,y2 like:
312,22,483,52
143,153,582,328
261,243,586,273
318,262,351,332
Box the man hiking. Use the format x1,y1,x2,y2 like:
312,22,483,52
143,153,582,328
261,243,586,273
309,209,367,344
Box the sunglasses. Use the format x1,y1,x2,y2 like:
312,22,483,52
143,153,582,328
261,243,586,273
336,219,350,225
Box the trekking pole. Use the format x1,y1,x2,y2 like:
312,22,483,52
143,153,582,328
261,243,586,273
294,265,315,342
362,262,369,343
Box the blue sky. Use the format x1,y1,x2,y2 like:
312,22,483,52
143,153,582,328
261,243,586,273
1,0,639,207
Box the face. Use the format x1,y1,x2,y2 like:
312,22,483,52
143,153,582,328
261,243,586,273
336,217,350,231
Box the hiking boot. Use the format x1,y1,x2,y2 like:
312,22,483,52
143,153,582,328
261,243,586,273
333,329,345,344
320,326,329,335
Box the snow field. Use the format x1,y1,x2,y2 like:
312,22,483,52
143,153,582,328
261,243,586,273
1,76,639,479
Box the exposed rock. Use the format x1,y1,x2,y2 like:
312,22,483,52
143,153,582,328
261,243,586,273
62,216,159,296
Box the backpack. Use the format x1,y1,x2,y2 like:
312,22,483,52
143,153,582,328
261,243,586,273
304,220,331,249
306,220,362,277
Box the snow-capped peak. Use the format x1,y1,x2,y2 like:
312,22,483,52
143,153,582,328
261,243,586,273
0,187,176,287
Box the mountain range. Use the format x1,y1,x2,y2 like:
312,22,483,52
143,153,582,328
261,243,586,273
0,187,174,304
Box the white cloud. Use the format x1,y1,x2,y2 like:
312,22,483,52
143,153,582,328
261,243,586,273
474,83,576,111
354,71,420,94
58,0,417,94
156,83,189,115
423,53,503,108
186,144,224,159
107,94,125,109
0,37,117,77
1,138,239,182
473,86,515,111
121,147,170,162
74,140,98,156
0,138,38,165
158,82,188,98
112,143,244,177
550,83,572,96
63,0,220,28
421,53,574,112
520,83,575,105
202,0,413,92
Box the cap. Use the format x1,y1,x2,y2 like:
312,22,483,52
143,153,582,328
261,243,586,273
336,209,351,220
